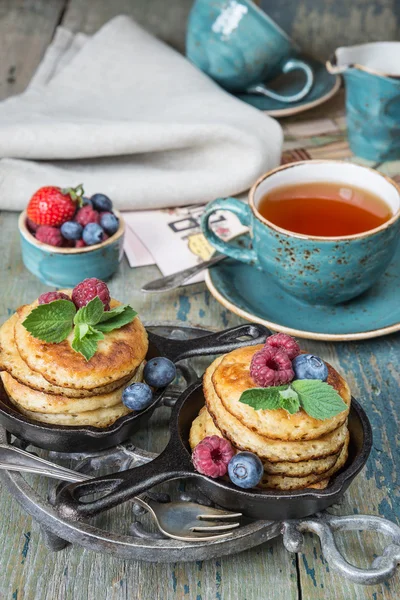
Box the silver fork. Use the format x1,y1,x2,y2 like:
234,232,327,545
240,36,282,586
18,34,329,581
0,443,241,542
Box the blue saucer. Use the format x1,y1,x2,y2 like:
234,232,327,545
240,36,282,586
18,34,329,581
205,245,400,341
236,55,340,117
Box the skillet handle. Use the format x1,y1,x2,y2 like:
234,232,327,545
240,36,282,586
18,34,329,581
148,323,271,363
55,442,197,521
282,512,400,585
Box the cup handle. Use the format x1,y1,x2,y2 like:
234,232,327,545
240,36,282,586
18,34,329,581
201,197,258,266
246,58,314,103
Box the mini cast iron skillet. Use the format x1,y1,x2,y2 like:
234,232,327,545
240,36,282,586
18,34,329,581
0,324,269,453
56,380,372,522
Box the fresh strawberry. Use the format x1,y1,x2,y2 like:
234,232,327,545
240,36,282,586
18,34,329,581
27,184,84,227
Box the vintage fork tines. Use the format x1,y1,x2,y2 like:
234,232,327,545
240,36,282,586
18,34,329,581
0,444,242,542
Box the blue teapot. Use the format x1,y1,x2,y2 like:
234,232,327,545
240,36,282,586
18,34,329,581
327,42,400,161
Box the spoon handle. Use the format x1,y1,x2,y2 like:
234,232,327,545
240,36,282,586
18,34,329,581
141,254,226,293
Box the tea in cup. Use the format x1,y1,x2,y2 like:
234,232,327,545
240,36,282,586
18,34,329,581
201,161,400,305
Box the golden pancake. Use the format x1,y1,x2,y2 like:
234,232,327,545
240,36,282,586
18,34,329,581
10,399,131,428
14,297,148,391
257,433,349,490
211,346,350,441
204,356,348,462
0,314,134,397
308,479,329,490
1,361,145,414
190,406,341,478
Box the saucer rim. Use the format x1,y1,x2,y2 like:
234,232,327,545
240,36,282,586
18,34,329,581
205,268,400,341
261,75,341,117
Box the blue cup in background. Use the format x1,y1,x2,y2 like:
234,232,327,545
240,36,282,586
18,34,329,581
186,0,313,103
202,161,400,306
327,42,400,161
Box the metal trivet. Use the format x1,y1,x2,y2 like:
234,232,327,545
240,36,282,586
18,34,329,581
1,324,400,584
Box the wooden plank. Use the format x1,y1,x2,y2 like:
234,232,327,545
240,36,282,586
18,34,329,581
260,0,400,60
0,0,67,100
296,338,400,599
61,0,193,53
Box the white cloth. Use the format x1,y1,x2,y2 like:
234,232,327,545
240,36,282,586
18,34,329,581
0,16,282,211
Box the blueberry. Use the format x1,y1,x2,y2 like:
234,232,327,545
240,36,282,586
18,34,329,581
60,221,83,241
91,193,113,212
122,382,153,411
82,223,105,245
228,452,263,489
144,357,176,388
292,354,328,381
82,196,92,206
100,212,119,235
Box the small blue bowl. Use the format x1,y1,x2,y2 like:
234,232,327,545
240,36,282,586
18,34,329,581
19,210,125,287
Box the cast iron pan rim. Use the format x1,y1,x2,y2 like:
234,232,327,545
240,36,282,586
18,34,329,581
0,385,163,438
174,380,373,501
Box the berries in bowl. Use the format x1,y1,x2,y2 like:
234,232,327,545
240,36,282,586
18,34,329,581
19,185,125,287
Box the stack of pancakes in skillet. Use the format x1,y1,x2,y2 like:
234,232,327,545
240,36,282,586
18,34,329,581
190,345,351,490
0,296,148,428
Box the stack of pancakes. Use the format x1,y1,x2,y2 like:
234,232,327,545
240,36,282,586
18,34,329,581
0,296,148,428
190,345,351,490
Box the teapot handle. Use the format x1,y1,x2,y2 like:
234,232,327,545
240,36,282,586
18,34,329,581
326,52,347,75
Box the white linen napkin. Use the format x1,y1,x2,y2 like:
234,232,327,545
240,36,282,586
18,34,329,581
0,15,282,211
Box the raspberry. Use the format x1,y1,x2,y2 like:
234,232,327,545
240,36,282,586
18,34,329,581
75,205,100,227
192,436,235,478
75,239,87,248
72,278,111,311
266,333,300,360
250,346,294,387
35,225,63,247
38,291,71,305
26,217,39,233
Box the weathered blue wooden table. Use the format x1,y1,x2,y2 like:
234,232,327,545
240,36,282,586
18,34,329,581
0,2,399,599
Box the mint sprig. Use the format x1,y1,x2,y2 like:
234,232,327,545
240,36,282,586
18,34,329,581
22,296,137,361
72,325,105,361
22,300,76,343
74,296,104,326
239,379,347,421
240,385,288,411
291,379,348,420
96,306,137,333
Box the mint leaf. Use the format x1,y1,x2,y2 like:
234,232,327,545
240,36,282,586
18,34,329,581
240,385,289,410
22,300,76,343
95,306,137,333
292,379,348,420
74,297,104,326
72,326,105,361
98,304,127,322
278,387,300,414
76,323,89,340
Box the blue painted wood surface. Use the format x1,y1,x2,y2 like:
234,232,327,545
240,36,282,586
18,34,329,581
0,1,399,598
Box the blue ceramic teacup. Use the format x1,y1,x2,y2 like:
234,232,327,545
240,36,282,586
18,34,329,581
186,0,313,103
19,210,125,287
327,42,400,161
202,161,400,305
